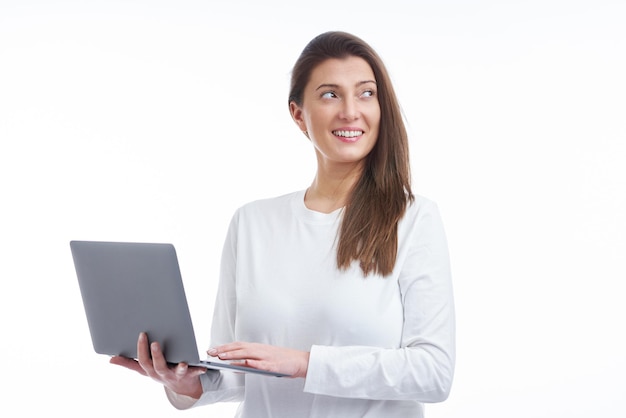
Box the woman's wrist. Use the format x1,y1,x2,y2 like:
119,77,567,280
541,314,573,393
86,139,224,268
164,385,202,410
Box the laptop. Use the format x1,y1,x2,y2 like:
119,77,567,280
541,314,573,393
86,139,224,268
70,240,287,377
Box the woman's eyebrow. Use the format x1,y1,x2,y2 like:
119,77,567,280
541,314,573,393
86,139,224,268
315,80,377,91
315,83,339,91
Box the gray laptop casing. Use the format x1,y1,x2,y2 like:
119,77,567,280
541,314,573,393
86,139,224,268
70,240,287,377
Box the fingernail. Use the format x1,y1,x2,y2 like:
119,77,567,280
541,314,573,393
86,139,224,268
207,348,218,356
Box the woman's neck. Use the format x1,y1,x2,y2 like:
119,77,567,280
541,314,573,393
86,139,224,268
304,165,362,214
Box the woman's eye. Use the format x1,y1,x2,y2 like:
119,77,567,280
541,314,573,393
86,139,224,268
321,91,337,99
361,89,375,98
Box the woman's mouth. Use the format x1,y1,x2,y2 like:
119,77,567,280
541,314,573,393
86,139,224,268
333,130,364,142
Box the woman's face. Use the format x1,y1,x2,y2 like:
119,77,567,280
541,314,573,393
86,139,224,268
290,56,381,170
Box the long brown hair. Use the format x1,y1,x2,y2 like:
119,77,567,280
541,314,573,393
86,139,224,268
289,31,414,276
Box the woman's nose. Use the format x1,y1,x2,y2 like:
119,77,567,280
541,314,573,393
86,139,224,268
339,97,359,121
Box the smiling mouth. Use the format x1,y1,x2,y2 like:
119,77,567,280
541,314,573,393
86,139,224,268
333,130,364,138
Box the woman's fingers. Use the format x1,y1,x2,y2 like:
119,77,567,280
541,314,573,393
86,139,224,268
150,340,171,377
109,332,205,399
212,343,254,360
136,332,155,375
208,342,309,378
109,355,147,376
109,332,154,376
209,342,265,361
174,362,189,377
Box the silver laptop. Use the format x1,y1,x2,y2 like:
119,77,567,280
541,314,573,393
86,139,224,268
70,240,287,377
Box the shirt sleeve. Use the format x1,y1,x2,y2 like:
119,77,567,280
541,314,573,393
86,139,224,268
165,370,244,409
303,200,455,402
165,210,246,409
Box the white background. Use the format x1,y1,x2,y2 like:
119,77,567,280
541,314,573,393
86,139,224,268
1,0,624,416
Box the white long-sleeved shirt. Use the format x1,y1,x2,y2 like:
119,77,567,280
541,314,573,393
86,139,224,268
167,190,455,417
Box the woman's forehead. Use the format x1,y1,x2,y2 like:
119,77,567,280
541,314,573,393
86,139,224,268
307,56,376,88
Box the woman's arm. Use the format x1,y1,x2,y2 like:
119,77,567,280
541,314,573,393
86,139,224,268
304,200,455,402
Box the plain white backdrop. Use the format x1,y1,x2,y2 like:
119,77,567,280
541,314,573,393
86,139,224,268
1,0,624,416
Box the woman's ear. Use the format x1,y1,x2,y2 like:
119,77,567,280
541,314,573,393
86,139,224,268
289,101,306,132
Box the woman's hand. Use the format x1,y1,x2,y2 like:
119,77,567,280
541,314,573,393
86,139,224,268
110,332,207,399
208,342,310,378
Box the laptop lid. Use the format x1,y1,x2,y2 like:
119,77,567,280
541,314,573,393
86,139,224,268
70,240,288,377
71,240,203,364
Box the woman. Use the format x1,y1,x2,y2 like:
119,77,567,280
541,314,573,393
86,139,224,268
111,31,455,417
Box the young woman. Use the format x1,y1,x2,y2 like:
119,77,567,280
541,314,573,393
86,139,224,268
111,31,455,417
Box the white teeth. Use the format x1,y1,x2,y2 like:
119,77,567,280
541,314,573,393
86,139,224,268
333,130,363,138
